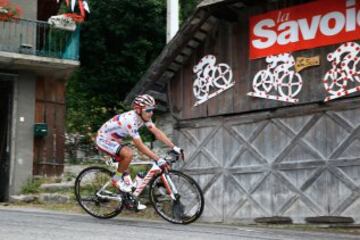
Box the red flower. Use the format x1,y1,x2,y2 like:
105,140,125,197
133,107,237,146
0,0,22,21
63,13,84,23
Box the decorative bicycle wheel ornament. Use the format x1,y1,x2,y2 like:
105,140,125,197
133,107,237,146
212,63,233,89
193,55,235,107
278,71,303,98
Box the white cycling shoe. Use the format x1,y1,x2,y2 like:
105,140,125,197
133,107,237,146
112,178,132,193
112,178,147,210
137,202,147,210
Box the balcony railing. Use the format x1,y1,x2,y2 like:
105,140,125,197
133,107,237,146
0,18,79,61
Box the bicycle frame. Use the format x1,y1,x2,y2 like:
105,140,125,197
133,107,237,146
133,162,178,200
95,161,178,202
132,162,161,197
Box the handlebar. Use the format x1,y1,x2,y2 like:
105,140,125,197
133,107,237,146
163,150,184,164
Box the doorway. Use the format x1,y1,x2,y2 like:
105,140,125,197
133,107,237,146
0,80,13,201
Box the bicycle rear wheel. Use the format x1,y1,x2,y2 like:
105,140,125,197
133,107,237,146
149,170,204,224
74,166,123,219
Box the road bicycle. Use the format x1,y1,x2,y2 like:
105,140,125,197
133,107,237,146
74,151,204,224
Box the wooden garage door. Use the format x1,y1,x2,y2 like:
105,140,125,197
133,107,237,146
175,104,360,223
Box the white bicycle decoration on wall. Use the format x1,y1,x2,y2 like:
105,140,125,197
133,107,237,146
247,53,303,103
323,41,360,102
193,55,234,106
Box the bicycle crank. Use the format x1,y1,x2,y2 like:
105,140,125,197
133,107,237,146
122,193,140,212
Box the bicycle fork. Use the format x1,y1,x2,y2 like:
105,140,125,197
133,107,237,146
161,172,178,200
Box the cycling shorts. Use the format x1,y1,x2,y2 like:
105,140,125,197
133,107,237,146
95,135,122,156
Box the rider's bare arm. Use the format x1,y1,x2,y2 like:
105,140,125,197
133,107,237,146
147,125,175,149
132,137,160,161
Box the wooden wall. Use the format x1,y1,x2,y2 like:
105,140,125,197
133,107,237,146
33,77,65,176
167,0,360,223
168,0,360,120
175,99,360,223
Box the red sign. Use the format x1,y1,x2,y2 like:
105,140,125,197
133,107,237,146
249,0,360,59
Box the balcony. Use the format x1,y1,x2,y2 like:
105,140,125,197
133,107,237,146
0,18,79,60
0,18,79,73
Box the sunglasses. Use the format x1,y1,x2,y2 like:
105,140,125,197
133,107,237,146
144,108,155,113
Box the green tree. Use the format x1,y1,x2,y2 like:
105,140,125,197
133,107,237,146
66,0,166,136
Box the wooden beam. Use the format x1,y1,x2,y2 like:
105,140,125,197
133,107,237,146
168,62,182,72
155,71,175,87
187,39,201,48
181,47,194,56
146,90,168,103
174,55,186,64
194,31,207,41
200,22,214,32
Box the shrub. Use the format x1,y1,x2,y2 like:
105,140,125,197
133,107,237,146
21,178,45,194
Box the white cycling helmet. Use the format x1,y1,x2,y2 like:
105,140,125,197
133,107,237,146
133,94,156,109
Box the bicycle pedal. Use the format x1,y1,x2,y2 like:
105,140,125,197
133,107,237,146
124,203,137,210
124,202,140,212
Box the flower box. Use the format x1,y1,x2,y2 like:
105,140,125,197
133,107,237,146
48,14,77,31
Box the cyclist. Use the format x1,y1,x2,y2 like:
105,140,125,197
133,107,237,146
95,94,182,210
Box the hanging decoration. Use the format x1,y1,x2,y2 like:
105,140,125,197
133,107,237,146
192,55,234,107
0,0,22,22
247,53,303,103
49,0,90,30
56,0,90,15
323,42,360,102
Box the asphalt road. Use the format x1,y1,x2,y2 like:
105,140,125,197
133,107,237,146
0,208,358,240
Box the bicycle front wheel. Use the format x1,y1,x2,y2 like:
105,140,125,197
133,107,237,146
74,166,123,219
149,170,204,224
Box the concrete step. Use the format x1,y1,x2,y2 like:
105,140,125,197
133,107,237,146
10,193,71,204
40,181,74,192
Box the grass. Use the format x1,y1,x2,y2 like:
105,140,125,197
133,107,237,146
21,178,46,194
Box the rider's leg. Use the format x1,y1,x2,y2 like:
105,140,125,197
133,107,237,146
112,146,134,192
116,146,133,173
114,146,146,210
95,135,134,192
